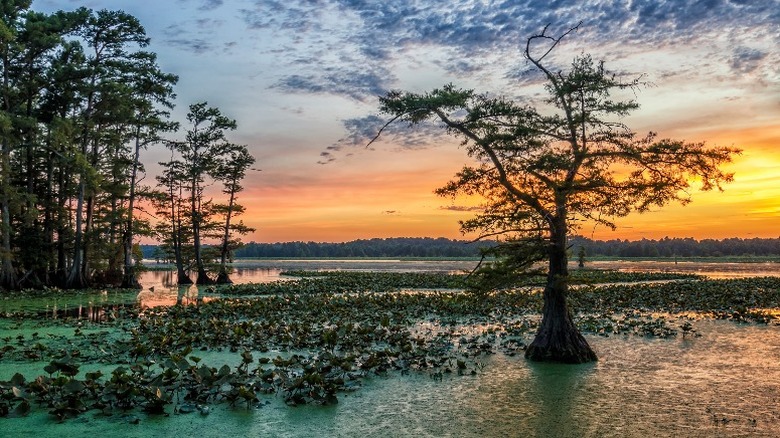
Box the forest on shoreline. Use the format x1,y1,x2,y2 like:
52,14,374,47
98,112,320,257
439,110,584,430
141,236,780,260
0,5,253,290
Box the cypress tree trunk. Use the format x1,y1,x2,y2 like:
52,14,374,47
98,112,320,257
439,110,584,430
0,47,16,290
65,180,87,289
0,201,15,290
191,180,212,285
81,191,94,281
172,198,192,285
215,186,237,284
121,133,142,289
525,216,596,363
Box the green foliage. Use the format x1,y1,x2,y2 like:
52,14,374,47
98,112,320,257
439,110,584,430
0,2,177,290
464,239,547,294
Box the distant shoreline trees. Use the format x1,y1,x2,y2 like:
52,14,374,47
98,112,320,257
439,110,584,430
141,236,780,260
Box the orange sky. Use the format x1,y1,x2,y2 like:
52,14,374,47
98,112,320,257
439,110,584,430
234,70,779,243
238,117,779,243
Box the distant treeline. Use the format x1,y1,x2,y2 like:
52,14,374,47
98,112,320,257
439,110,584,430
234,237,496,258
141,236,780,260
573,236,780,258
142,237,495,259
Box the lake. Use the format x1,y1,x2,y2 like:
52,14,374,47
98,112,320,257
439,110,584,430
4,320,779,437
134,259,780,308
2,259,780,436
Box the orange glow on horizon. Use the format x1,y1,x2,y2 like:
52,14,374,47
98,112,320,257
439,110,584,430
148,122,779,245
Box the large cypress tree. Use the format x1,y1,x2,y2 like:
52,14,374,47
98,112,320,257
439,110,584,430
372,25,739,363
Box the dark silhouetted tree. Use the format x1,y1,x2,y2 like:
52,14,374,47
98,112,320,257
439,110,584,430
212,144,255,284
171,102,237,285
371,24,739,363
120,52,178,288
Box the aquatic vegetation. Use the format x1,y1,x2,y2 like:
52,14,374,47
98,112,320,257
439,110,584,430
569,277,780,319
1,273,779,422
209,269,700,297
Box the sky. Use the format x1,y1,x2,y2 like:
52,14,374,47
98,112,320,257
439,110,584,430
35,0,780,243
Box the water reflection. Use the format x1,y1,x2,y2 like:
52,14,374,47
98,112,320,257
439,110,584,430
42,302,130,323
134,260,780,307
587,260,780,279
136,268,286,307
527,361,595,437
313,322,780,437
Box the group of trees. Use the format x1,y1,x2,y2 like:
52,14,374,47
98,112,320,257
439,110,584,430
211,237,491,259
141,236,780,260
573,236,780,259
0,2,253,290
153,103,255,285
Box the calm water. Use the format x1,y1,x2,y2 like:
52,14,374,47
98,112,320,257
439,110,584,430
135,259,780,307
587,260,780,279
4,321,780,437
2,260,779,313
3,260,780,436
135,259,483,307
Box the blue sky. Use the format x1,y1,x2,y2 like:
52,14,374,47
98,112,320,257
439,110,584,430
34,0,780,242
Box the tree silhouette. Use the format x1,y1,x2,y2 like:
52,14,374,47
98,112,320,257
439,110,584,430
371,24,739,363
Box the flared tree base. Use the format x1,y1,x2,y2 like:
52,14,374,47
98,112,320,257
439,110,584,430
196,269,214,285
120,273,141,289
525,327,597,364
64,272,87,290
215,272,232,284
177,271,193,285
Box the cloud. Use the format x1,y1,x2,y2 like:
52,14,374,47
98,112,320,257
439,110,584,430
162,17,226,54
173,0,224,12
248,0,779,88
240,0,331,32
195,18,224,29
440,205,483,212
198,0,223,11
334,115,447,150
317,151,336,165
262,0,777,163
165,37,215,54
272,65,392,102
730,47,768,74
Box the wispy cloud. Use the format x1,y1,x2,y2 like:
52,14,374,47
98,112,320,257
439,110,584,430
272,66,391,102
198,0,223,11
440,205,482,212
162,18,227,54
165,37,215,54
730,47,768,74
245,0,778,94
335,115,447,149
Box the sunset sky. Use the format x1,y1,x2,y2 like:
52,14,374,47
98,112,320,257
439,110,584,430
38,0,779,243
